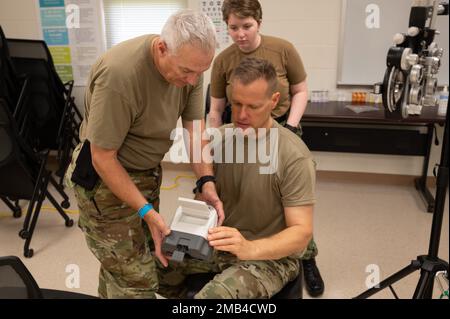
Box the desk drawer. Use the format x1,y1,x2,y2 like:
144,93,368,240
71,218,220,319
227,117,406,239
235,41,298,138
301,125,428,156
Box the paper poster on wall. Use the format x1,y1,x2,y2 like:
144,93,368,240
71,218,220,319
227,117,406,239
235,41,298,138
40,0,65,7
55,65,74,83
40,8,67,27
37,0,106,86
49,46,72,64
200,0,230,49
43,28,69,45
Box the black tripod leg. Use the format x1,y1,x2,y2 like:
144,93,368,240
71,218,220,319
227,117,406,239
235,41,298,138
411,256,449,299
413,270,434,299
354,261,420,299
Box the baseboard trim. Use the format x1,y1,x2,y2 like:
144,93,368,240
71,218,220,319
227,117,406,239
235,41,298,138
160,162,436,186
316,170,435,187
161,162,192,172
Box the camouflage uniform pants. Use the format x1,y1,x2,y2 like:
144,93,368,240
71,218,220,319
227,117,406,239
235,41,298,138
66,145,162,298
277,118,318,260
156,252,299,299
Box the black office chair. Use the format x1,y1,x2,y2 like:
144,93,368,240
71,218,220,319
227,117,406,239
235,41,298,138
0,26,28,218
6,38,82,188
0,98,73,258
183,262,303,299
0,26,23,115
0,256,97,299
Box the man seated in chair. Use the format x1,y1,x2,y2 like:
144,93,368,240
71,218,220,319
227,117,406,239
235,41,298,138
157,57,315,299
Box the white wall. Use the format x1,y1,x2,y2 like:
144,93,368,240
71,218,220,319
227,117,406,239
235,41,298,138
260,0,341,91
256,0,444,175
0,0,41,39
0,0,445,175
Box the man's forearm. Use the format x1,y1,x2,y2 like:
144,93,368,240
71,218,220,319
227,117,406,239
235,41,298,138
92,156,147,212
250,225,312,260
190,137,215,178
184,119,215,178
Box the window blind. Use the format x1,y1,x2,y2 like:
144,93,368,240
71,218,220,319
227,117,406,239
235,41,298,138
103,0,186,49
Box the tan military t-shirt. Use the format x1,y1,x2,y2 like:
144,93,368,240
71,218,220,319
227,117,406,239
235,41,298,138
210,35,307,118
213,121,316,241
79,35,204,170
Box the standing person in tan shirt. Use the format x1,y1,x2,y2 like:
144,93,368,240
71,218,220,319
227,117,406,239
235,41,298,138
65,10,224,299
157,57,315,299
208,0,307,130
208,0,324,297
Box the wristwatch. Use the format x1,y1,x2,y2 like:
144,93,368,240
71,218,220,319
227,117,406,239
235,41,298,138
285,123,298,134
193,175,216,194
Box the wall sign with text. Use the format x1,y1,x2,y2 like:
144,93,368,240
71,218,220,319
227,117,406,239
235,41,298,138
37,0,106,86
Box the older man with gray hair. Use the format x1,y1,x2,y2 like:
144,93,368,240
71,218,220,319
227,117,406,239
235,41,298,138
65,9,223,299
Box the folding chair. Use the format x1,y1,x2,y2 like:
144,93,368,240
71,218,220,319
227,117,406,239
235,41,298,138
1,29,30,219
0,98,73,258
0,256,97,299
6,39,83,212
0,26,22,114
6,38,82,188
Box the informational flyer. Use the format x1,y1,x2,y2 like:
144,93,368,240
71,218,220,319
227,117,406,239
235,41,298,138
200,0,230,49
37,0,106,86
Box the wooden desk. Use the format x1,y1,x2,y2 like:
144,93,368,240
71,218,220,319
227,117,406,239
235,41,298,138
301,101,446,213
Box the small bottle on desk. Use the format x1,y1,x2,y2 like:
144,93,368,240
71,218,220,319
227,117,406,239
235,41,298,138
438,85,448,116
373,83,383,104
373,94,382,104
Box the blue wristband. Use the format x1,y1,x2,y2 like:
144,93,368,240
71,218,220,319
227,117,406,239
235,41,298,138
138,203,154,219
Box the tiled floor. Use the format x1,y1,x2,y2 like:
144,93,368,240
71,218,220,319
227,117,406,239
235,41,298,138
0,165,448,299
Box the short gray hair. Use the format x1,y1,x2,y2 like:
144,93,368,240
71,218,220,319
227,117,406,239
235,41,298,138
161,9,217,54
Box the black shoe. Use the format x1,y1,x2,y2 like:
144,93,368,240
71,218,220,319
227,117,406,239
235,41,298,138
302,258,324,297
